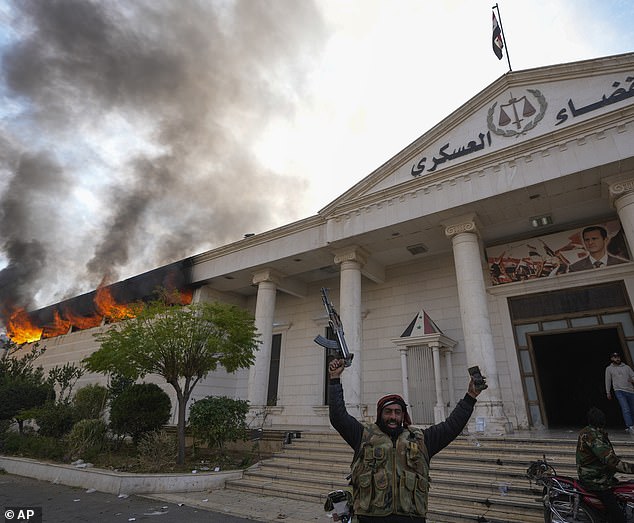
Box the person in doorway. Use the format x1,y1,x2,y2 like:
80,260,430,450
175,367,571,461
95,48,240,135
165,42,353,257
576,407,634,523
328,358,485,523
606,352,634,433
568,225,628,272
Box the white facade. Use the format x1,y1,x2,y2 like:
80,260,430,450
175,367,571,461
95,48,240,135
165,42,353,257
28,53,634,433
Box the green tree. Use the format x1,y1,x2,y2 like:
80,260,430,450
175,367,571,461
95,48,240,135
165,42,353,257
0,343,55,434
83,293,259,465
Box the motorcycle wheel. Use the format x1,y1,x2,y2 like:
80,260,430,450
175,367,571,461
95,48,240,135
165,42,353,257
545,500,602,523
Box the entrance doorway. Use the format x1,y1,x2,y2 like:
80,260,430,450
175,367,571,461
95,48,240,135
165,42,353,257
531,327,626,429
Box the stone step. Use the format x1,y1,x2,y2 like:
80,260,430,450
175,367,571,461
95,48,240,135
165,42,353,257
224,430,613,523
224,477,544,523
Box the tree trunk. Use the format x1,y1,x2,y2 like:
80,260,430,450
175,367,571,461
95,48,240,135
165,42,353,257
176,392,186,465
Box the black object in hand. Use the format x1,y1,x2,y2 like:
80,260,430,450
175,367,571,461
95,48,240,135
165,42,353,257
468,365,488,392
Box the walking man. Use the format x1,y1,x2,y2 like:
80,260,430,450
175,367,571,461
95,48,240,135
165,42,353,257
606,352,634,433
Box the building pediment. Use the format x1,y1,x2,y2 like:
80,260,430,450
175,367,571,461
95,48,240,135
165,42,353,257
320,52,634,218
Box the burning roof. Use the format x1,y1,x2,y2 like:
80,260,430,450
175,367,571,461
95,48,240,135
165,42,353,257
4,259,194,344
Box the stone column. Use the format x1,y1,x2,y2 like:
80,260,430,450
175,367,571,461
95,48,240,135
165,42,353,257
431,343,445,423
444,349,456,408
248,268,281,410
444,214,506,432
609,178,634,253
334,246,366,419
399,347,409,405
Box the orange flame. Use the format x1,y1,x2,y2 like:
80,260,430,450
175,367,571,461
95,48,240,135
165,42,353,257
61,304,104,330
6,308,43,345
6,282,192,344
42,309,72,338
94,286,139,321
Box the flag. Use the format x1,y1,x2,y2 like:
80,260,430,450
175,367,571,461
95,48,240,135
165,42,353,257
492,12,504,60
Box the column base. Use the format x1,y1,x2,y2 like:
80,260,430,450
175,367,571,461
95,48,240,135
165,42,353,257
468,400,514,435
434,404,447,424
247,406,272,428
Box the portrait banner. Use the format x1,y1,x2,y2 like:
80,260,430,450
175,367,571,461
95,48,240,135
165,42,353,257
486,219,630,285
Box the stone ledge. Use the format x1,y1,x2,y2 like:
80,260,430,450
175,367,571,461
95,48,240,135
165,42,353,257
0,455,242,495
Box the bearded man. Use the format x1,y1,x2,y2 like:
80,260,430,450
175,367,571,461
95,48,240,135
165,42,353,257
328,359,484,523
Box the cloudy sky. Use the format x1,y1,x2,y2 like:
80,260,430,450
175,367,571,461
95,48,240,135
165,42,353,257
0,0,633,320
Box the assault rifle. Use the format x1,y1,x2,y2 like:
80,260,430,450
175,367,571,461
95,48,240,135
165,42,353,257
314,287,354,367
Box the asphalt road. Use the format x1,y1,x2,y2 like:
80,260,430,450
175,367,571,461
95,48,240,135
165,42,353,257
0,473,249,523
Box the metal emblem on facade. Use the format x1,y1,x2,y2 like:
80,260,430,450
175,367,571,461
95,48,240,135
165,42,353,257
487,89,547,137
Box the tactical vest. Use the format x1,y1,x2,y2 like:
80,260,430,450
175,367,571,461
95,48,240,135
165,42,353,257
350,423,430,518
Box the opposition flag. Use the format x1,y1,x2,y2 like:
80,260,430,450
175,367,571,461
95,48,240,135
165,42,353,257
492,12,504,60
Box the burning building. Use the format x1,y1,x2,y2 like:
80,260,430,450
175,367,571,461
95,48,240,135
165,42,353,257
6,53,634,432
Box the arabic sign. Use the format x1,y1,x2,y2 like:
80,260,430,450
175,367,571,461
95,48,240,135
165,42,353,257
556,74,634,126
402,69,634,184
486,219,630,285
410,131,492,177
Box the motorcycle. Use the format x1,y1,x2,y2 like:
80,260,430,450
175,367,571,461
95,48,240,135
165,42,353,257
323,489,353,523
527,456,634,522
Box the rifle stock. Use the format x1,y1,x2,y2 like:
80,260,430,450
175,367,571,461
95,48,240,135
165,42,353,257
313,287,354,367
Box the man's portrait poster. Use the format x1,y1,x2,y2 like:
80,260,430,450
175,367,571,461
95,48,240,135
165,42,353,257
486,219,630,285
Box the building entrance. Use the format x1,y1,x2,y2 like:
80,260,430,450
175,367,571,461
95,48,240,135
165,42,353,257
509,281,634,429
531,327,625,429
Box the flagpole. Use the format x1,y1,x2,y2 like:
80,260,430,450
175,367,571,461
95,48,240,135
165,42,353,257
493,3,512,71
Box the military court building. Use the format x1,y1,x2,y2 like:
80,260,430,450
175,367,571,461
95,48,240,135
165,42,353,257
22,52,634,433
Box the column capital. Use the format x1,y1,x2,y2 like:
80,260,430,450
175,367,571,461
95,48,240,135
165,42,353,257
252,268,283,286
606,174,634,200
442,213,480,239
333,245,369,266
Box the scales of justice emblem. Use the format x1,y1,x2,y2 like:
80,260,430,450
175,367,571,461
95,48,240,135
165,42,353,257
487,89,547,137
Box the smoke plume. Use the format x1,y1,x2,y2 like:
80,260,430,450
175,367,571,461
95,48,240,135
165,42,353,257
0,0,327,320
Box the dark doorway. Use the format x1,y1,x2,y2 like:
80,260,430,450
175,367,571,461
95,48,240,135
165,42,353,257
531,327,626,429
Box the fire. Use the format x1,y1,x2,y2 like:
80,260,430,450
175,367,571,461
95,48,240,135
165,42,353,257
94,286,139,321
5,280,192,344
61,305,104,330
179,288,193,305
6,308,43,345
42,309,72,338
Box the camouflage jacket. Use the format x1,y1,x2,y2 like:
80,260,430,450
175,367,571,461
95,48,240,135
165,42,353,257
576,425,634,490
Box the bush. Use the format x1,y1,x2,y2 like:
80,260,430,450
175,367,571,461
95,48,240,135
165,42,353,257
27,401,77,438
136,430,177,472
66,418,108,460
0,431,66,461
107,374,134,406
189,396,249,450
73,384,108,420
0,381,54,434
109,383,171,443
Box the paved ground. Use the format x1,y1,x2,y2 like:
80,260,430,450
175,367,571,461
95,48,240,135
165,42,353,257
147,489,324,523
0,473,259,523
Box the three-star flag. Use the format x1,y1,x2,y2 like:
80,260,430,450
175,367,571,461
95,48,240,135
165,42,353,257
492,12,504,60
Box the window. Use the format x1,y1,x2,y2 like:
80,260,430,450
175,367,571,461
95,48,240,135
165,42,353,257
267,333,282,406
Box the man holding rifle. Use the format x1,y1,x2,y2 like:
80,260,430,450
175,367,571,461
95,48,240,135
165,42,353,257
328,359,484,523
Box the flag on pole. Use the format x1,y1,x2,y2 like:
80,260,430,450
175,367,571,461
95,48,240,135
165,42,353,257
492,12,504,60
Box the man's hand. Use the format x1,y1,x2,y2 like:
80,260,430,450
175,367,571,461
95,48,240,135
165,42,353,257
467,376,485,399
329,358,345,380
607,392,613,400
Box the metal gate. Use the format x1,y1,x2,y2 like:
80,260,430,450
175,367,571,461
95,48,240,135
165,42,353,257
406,345,436,425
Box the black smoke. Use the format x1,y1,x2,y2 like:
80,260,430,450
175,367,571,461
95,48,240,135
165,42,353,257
0,0,327,321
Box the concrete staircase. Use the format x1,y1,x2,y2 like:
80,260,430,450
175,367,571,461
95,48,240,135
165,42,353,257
225,429,634,523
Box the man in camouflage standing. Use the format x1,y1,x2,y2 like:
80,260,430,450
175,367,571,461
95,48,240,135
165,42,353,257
576,407,634,523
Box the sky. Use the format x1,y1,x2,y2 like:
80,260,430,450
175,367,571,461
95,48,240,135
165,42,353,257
0,0,633,321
